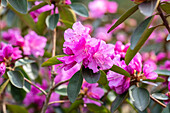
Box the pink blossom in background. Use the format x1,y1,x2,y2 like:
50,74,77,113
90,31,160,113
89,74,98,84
116,32,127,42
95,27,112,41
23,31,47,57
107,1,118,13
0,62,6,77
157,52,166,61
143,63,158,80
82,81,104,106
65,0,71,5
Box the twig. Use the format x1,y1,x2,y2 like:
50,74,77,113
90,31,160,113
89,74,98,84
24,78,47,96
150,95,166,108
2,102,7,113
48,100,70,105
51,79,70,91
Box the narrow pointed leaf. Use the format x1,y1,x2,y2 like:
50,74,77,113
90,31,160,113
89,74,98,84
161,3,170,14
152,93,169,100
108,5,138,33
144,77,165,82
125,27,156,65
0,79,9,94
111,92,128,113
139,0,160,16
7,71,24,88
28,2,47,13
70,3,89,17
15,59,35,67
46,14,59,30
154,70,170,76
98,70,108,86
82,67,101,83
130,16,153,50
111,65,131,77
166,34,170,41
41,55,66,67
8,0,28,14
67,71,83,103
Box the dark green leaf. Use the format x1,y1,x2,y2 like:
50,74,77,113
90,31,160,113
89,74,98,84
161,3,170,14
15,59,35,67
166,34,170,41
7,104,28,113
7,71,24,88
108,5,138,33
82,67,101,83
8,0,28,14
10,84,26,103
130,16,153,50
139,0,160,16
55,87,67,96
87,104,110,113
46,14,59,30
0,79,9,94
131,87,150,111
41,55,66,67
1,0,7,7
125,27,156,65
154,70,170,76
144,77,165,82
152,93,169,100
111,65,131,77
111,92,128,113
23,63,39,80
98,70,108,86
58,6,76,28
23,80,31,93
68,100,84,112
67,71,83,103
70,3,89,17
28,2,48,13
162,106,170,113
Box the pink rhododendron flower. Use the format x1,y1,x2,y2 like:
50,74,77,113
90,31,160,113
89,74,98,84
65,0,71,5
0,62,6,77
107,1,118,13
157,52,166,61
23,31,47,57
95,27,112,41
143,63,158,80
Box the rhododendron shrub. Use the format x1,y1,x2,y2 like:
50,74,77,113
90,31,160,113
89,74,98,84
0,0,170,113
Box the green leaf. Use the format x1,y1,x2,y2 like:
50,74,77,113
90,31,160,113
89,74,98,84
7,71,24,88
82,67,101,83
44,0,51,5
68,100,84,112
46,14,59,30
1,0,7,7
87,104,110,113
41,55,66,67
23,63,39,80
58,6,76,28
7,104,28,113
166,34,170,41
67,71,83,103
139,0,160,16
98,70,108,86
130,16,153,50
152,93,169,100
23,80,31,93
55,87,67,96
111,92,128,113
111,65,131,77
28,2,48,13
161,3,170,14
0,79,9,94
154,70,170,76
108,5,138,33
162,106,170,113
144,77,165,82
15,59,35,67
8,0,28,14
70,3,89,17
125,27,156,65
131,87,150,111
10,84,26,103
36,11,51,35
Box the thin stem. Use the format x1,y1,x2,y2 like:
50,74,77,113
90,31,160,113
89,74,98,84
48,100,70,105
51,79,70,91
157,4,170,33
2,102,7,113
150,95,166,108
24,78,47,96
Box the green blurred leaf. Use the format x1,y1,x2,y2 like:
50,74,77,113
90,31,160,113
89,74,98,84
125,27,156,65
0,79,9,94
161,3,170,14
41,55,66,67
144,77,165,82
67,71,83,103
111,65,131,77
8,0,28,14
98,70,108,86
152,93,169,100
70,3,89,17
28,2,48,13
139,0,160,16
15,59,35,67
162,106,170,113
131,87,150,111
154,70,170,76
44,0,51,5
166,34,170,41
108,5,138,33
7,71,24,88
1,0,7,7
67,100,83,112
7,104,28,113
87,104,110,113
58,6,76,28
46,14,59,30
55,87,67,96
82,67,101,83
130,16,153,50
111,92,128,113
